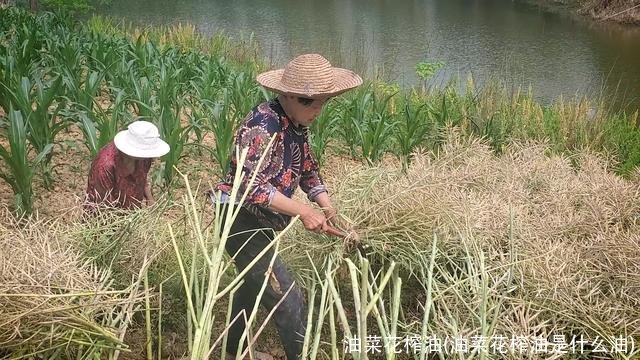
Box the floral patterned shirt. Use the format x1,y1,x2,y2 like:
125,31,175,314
214,99,327,230
85,142,152,211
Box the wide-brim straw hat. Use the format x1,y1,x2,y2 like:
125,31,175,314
257,53,363,99
114,120,170,158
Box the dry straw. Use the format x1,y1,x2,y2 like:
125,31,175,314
0,209,145,358
283,128,640,348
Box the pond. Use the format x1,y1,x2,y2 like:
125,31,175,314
97,0,640,112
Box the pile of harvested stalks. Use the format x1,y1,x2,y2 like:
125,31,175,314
284,130,640,344
0,209,144,358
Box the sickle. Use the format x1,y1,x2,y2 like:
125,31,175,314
324,225,370,256
323,224,347,238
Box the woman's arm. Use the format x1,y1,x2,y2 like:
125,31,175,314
268,191,328,232
314,192,337,221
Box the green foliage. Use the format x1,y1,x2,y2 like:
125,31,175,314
0,108,53,215
32,0,113,14
415,61,445,81
207,90,237,178
155,57,188,187
393,95,430,171
601,112,640,175
357,90,397,164
0,74,65,189
335,85,398,164
76,89,128,156
309,101,338,167
40,0,92,13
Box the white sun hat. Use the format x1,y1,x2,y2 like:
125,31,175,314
114,121,170,158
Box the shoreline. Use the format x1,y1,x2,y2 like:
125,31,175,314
524,0,640,26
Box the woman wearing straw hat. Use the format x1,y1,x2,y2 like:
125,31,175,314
85,120,169,212
213,54,362,360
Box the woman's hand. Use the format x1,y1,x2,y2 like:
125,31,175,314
268,192,329,232
300,206,329,233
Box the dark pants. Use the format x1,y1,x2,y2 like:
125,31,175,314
222,206,306,360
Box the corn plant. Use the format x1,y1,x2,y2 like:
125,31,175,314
46,27,82,73
206,89,238,178
156,59,188,186
423,93,452,150
357,90,397,164
393,95,430,171
128,34,160,80
227,70,268,117
0,6,32,34
191,57,244,176
62,64,108,117
309,100,339,167
8,21,45,76
85,31,123,74
0,54,18,112
0,74,64,189
0,108,53,215
190,55,229,101
157,106,189,187
176,51,202,92
337,85,397,164
335,86,371,158
76,88,129,156
129,74,156,119
109,55,137,95
186,101,206,148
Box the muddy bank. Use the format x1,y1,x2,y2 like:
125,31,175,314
528,0,640,25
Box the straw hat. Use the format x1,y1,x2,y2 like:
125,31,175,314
256,54,363,99
114,121,170,158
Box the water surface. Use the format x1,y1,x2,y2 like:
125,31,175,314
97,0,640,111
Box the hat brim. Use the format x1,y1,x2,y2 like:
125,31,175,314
114,130,171,158
256,67,363,99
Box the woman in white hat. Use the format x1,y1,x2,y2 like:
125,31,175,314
85,120,170,211
213,54,362,360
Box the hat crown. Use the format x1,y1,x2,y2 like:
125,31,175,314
128,121,159,146
280,54,335,95
114,120,169,158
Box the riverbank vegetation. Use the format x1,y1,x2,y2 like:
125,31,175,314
531,0,640,24
1,6,639,359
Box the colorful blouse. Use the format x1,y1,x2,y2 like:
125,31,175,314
214,99,327,230
85,142,152,211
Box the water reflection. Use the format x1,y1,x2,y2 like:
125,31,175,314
97,0,640,111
